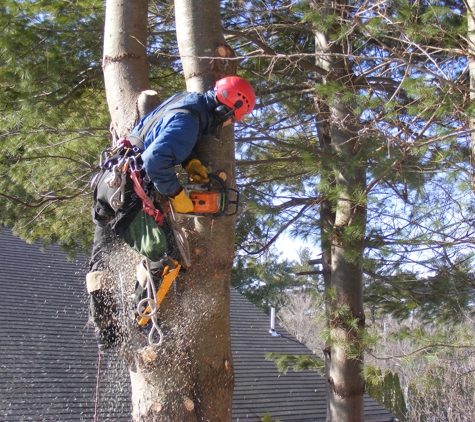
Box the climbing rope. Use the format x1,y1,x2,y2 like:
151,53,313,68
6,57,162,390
136,258,181,347
94,349,102,422
136,259,164,346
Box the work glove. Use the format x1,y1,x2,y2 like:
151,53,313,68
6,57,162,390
185,159,210,184
169,188,194,213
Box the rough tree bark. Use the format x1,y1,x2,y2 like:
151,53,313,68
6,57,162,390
326,96,366,421
102,0,236,420
312,1,366,420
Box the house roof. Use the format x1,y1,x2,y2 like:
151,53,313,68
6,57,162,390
0,227,394,421
230,289,394,422
0,227,130,421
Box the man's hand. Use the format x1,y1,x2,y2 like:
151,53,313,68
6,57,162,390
185,159,210,184
169,188,194,213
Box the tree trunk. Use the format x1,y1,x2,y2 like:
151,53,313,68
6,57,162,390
315,96,334,419
172,1,237,419
313,1,366,419
102,0,236,420
317,97,366,421
103,0,159,140
327,96,366,421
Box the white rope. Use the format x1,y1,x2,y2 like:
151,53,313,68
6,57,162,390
136,259,163,346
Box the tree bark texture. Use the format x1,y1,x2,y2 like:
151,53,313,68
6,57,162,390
327,98,366,421
173,1,236,420
175,0,236,89
317,98,366,422
315,96,334,419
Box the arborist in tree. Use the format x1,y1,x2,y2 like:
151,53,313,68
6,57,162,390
86,76,256,349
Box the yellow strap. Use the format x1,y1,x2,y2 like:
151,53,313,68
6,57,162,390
138,260,181,326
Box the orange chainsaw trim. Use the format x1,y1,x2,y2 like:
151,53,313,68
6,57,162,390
137,260,181,326
165,190,222,214
189,190,221,214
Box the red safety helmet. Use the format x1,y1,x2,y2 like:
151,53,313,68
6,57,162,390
215,76,256,121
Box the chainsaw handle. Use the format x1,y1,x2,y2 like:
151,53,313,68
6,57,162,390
226,187,240,216
207,174,241,217
208,174,228,216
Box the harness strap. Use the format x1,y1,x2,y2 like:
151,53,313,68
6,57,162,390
129,169,165,226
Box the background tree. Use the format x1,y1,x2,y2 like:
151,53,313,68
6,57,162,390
275,280,475,420
222,1,474,420
0,0,108,251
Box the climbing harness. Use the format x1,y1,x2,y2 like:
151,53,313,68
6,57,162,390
129,167,165,227
96,140,166,225
136,258,181,346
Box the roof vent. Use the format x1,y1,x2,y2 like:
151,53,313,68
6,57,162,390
269,307,281,337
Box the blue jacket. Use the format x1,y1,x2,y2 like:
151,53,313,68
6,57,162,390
132,90,218,195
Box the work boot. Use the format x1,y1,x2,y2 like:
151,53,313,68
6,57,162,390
86,271,123,350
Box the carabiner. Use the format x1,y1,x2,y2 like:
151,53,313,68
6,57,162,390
109,172,126,211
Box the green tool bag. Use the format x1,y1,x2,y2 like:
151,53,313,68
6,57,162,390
121,209,168,262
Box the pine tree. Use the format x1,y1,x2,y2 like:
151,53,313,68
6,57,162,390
0,0,109,252
222,1,474,419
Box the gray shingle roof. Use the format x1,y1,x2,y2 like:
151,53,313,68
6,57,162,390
230,289,395,422
0,227,130,421
0,227,395,421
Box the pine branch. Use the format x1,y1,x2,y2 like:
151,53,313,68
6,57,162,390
366,343,472,361
0,155,93,168
0,189,89,209
266,352,325,375
237,156,303,167
239,204,311,255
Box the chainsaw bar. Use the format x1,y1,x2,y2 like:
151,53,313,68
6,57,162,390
167,199,192,268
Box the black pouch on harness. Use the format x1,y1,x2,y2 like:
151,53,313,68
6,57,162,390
91,164,142,236
91,155,168,261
